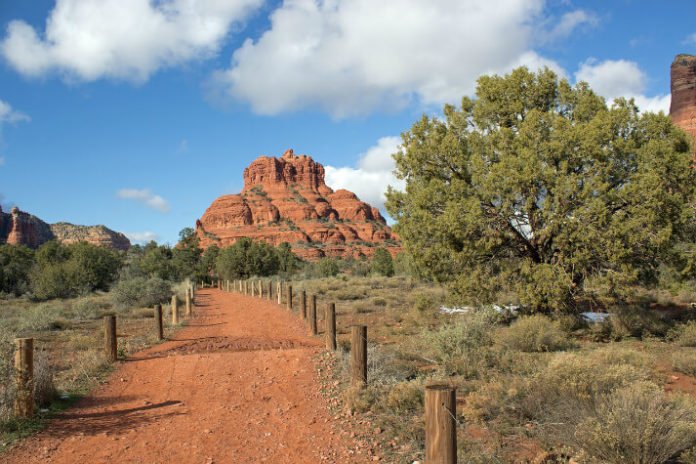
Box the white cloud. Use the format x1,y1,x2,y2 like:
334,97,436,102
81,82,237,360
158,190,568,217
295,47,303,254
575,59,670,114
0,0,263,82
215,0,593,117
0,99,30,123
125,231,160,244
541,9,598,43
325,136,404,213
117,188,170,213
684,33,696,45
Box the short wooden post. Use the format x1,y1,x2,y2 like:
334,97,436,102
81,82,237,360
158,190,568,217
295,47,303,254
301,291,307,320
351,325,367,387
309,294,318,335
171,295,179,325
425,384,457,464
259,280,263,298
14,337,34,418
185,291,192,317
104,315,117,362
287,285,293,311
268,281,273,301
251,280,255,297
326,302,336,350
277,281,282,305
226,280,230,292
154,304,163,340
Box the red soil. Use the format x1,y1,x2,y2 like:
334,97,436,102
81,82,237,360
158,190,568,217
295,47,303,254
4,289,366,464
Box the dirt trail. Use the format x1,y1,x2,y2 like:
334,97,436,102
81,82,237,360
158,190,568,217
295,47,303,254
5,289,364,464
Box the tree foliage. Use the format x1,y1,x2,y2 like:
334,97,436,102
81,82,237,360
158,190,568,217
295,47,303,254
215,237,283,279
371,248,395,276
387,67,696,312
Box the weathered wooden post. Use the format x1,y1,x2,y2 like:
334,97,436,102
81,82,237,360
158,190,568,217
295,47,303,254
14,337,34,418
154,304,163,340
268,281,273,301
104,315,117,362
309,294,318,335
185,290,192,317
259,280,263,298
277,281,282,305
326,303,336,350
287,285,293,311
171,295,179,325
425,384,457,464
226,280,230,292
251,279,255,297
351,325,367,387
301,291,307,320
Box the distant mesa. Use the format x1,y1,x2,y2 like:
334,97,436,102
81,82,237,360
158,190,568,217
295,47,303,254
0,205,130,250
670,54,696,141
195,149,400,259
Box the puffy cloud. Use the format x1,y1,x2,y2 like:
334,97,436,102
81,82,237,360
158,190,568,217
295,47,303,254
117,188,170,213
574,59,670,114
125,231,160,244
0,99,30,123
325,136,404,213
1,0,263,82
684,33,696,45
541,9,598,43
215,0,593,116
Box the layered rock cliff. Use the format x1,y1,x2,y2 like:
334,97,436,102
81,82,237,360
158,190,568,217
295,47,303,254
0,206,130,251
670,54,696,140
195,149,400,259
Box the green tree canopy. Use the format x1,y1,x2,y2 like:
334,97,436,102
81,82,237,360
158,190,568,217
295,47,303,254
371,248,395,277
215,238,281,279
387,67,695,312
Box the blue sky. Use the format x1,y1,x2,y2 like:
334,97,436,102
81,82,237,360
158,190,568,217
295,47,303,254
0,0,695,245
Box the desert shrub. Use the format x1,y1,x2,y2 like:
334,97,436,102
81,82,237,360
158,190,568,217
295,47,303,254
673,350,696,376
317,258,340,278
608,304,670,339
0,245,34,296
111,276,171,309
423,310,499,377
385,381,424,414
573,382,696,464
33,350,57,407
70,296,112,320
675,321,696,347
372,297,387,307
18,303,67,332
500,314,573,352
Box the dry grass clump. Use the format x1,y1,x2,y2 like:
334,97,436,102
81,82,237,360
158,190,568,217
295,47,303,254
672,350,696,376
573,382,696,464
675,321,696,347
500,314,574,353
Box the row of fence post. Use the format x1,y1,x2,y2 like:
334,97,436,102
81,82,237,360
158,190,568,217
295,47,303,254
209,278,459,463
11,282,198,420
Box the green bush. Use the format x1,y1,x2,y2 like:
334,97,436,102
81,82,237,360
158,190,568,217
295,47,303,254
316,258,340,278
501,314,573,352
608,304,670,339
111,276,171,309
371,248,394,277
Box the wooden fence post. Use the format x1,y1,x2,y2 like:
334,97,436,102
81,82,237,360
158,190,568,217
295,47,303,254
14,337,34,418
326,303,336,350
171,295,179,325
277,281,282,305
185,290,192,317
104,315,117,362
351,325,367,387
309,294,318,335
425,384,457,464
301,291,307,320
287,285,293,311
268,281,273,301
154,304,163,340
259,280,263,298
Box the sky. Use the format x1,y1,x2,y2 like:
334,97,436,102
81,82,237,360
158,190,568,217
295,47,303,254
0,0,695,245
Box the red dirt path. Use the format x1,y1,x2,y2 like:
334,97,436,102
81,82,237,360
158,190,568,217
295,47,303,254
4,289,365,464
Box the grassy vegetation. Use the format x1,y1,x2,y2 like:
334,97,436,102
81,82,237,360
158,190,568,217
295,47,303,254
292,274,696,463
0,287,187,451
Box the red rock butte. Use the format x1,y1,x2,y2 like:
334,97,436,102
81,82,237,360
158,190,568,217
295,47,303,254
195,149,400,259
670,54,696,141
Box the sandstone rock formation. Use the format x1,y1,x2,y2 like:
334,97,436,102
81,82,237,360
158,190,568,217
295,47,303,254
195,149,400,259
0,205,131,250
50,223,131,251
670,54,696,140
